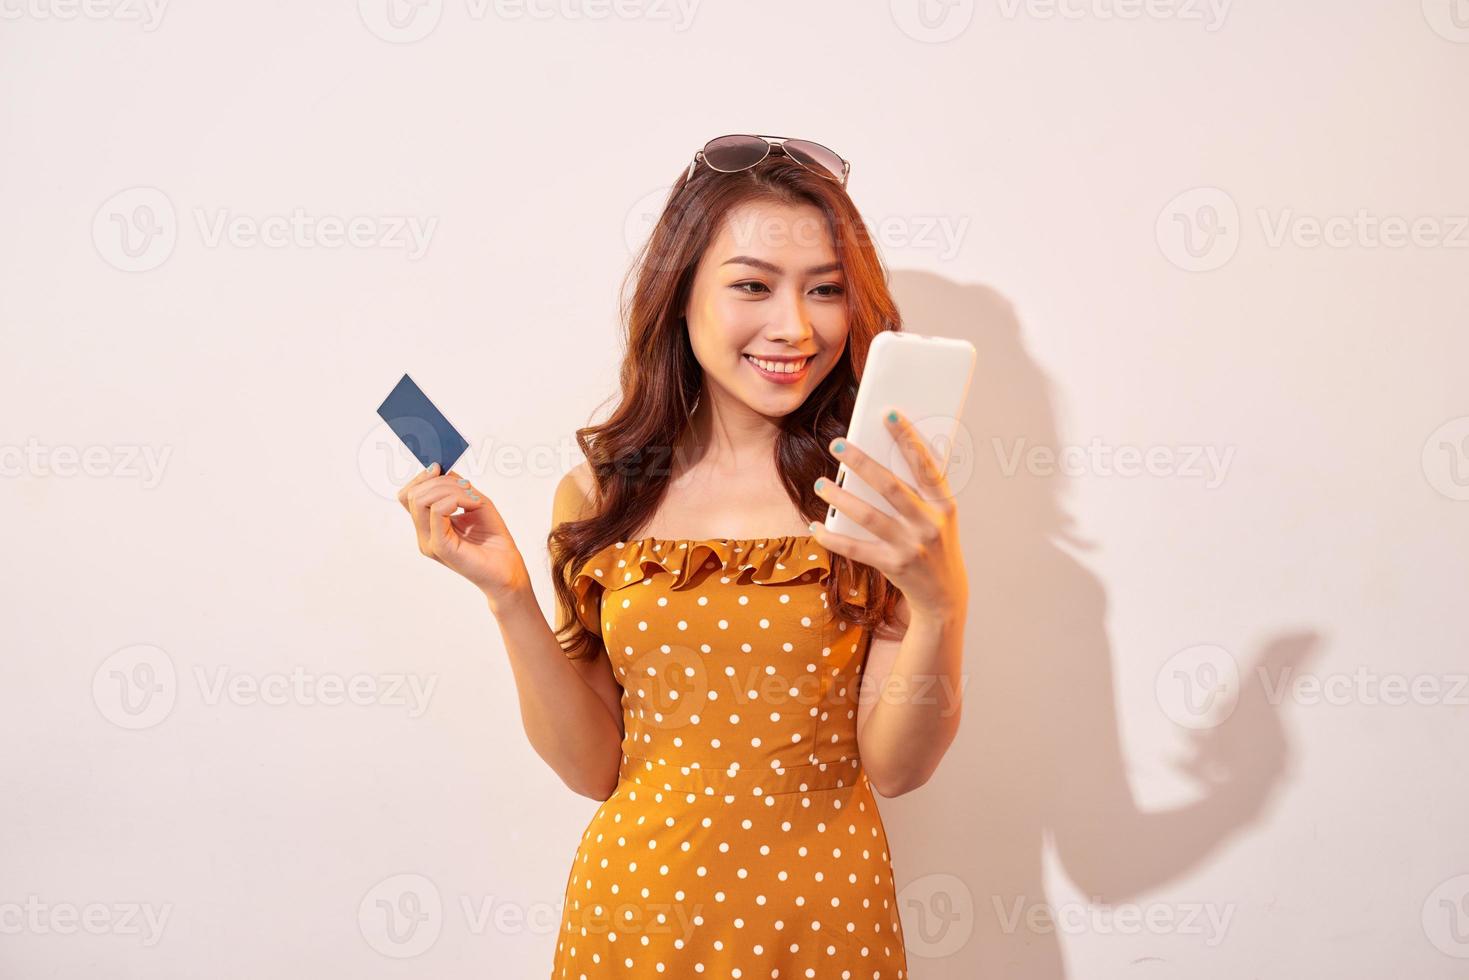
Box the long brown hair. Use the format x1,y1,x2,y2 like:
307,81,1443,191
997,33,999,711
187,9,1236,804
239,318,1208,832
550,150,904,661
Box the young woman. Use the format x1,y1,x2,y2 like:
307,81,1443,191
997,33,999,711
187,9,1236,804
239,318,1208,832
397,134,968,978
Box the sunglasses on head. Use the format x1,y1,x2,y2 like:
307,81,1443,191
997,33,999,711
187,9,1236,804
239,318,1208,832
686,134,850,187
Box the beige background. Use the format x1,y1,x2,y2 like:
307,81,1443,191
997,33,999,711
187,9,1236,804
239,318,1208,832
3,1,1467,977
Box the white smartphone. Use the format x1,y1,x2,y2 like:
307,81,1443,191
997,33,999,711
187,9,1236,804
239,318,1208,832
824,331,977,541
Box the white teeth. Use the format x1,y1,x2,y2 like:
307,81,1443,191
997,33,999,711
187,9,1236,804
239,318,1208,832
746,355,809,374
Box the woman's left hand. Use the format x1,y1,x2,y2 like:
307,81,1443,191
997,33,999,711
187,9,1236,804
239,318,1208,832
810,407,969,621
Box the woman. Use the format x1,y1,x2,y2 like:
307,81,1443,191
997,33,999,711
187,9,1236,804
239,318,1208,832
397,135,968,978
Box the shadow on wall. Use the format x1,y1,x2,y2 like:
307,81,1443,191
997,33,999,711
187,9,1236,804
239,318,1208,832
882,268,1325,979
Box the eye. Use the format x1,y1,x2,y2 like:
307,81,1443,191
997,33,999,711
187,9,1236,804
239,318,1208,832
732,281,770,295
812,283,845,298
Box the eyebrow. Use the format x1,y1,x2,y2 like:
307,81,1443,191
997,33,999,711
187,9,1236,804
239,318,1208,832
720,255,842,276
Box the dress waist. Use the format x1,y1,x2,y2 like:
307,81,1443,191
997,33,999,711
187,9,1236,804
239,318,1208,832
617,753,865,799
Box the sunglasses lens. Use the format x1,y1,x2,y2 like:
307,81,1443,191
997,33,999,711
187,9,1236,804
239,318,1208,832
702,135,770,172
781,139,846,182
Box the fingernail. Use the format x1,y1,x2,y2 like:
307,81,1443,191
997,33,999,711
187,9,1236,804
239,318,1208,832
814,478,826,491
886,409,899,423
468,492,480,501
831,439,845,454
457,479,469,486
427,462,439,474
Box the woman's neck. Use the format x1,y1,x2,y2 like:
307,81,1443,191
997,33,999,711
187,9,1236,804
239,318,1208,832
676,387,782,478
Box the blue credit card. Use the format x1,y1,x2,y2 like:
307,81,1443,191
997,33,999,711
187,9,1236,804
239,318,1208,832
376,373,469,474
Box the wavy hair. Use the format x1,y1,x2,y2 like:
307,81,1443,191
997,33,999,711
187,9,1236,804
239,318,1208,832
550,150,904,661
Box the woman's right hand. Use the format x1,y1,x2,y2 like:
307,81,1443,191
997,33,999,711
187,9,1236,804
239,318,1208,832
397,464,531,604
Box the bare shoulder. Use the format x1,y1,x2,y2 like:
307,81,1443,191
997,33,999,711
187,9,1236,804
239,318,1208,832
552,459,597,527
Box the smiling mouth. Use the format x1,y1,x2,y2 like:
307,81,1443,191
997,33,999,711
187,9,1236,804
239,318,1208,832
743,354,812,375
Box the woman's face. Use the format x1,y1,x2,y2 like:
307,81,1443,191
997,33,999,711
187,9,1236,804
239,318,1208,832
682,199,850,417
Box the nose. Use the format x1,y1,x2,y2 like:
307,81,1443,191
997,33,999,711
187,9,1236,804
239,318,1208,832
764,289,815,347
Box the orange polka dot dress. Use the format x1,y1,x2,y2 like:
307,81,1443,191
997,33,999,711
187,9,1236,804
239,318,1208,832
552,534,908,979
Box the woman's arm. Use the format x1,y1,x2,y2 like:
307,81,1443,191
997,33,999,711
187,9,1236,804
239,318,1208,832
493,463,623,800
855,593,966,797
810,409,971,797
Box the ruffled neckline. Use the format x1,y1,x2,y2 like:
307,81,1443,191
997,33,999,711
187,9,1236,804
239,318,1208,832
623,532,816,551
582,534,825,590
570,533,864,631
